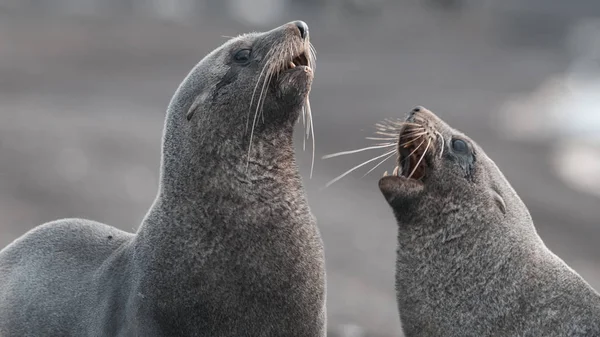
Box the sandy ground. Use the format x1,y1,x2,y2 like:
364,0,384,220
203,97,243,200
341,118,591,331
0,3,599,336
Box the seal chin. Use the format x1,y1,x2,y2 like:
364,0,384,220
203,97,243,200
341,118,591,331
277,49,314,98
278,66,314,97
378,175,425,204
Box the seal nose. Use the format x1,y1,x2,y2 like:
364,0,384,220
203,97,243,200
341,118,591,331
409,106,424,118
294,21,309,39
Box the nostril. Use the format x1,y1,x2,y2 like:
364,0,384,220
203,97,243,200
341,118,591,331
294,21,309,39
410,106,424,117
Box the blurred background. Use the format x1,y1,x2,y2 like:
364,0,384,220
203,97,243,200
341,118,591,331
0,0,599,336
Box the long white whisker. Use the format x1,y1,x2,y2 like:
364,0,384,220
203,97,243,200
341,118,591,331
388,121,421,127
307,99,315,178
246,50,274,133
257,68,274,124
302,106,306,151
378,121,423,129
247,52,278,170
324,149,396,188
408,139,431,179
362,151,396,177
305,103,311,140
402,130,427,138
376,126,424,135
322,143,396,159
435,131,445,158
376,131,402,137
401,139,425,163
399,133,427,147
366,137,397,141
397,131,427,140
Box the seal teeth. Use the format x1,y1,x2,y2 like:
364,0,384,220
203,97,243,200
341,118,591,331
383,171,388,177
289,61,296,68
393,166,400,176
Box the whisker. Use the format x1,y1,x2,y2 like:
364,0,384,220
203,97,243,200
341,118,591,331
399,133,427,147
362,151,396,177
246,49,277,169
324,149,396,188
377,120,422,127
322,143,396,159
435,131,445,158
372,141,397,146
305,103,311,140
408,139,431,179
400,129,427,138
387,121,422,127
365,137,397,141
302,106,306,151
310,42,317,58
378,121,423,129
376,131,402,137
307,99,316,178
257,68,275,124
400,139,425,164
246,49,275,133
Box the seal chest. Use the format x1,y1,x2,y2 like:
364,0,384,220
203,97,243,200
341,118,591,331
375,106,600,337
0,21,326,337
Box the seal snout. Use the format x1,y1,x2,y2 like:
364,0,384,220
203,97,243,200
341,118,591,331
293,20,309,39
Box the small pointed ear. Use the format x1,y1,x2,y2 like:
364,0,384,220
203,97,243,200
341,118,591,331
186,92,209,121
491,186,507,214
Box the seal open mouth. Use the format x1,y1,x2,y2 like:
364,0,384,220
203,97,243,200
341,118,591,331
285,52,310,70
323,106,440,189
394,124,430,181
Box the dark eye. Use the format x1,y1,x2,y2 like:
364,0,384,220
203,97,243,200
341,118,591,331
233,49,251,63
451,139,469,154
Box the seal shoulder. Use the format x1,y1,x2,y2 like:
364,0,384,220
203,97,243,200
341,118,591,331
0,219,134,337
1,218,132,263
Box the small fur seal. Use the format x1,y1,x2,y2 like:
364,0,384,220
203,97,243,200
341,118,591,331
378,107,600,337
0,21,326,337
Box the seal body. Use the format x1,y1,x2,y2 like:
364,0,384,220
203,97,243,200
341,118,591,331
0,21,326,337
378,107,600,337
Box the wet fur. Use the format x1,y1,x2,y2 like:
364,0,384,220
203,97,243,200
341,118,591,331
0,22,326,337
379,107,600,337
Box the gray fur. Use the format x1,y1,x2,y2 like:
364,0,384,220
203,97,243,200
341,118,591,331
379,107,600,337
0,21,326,337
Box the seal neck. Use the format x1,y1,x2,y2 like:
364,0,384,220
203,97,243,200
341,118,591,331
137,77,308,240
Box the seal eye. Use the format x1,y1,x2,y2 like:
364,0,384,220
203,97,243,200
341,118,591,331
451,139,469,154
233,49,251,63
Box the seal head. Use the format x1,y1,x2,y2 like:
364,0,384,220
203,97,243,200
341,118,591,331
378,107,600,337
180,20,315,154
379,106,511,227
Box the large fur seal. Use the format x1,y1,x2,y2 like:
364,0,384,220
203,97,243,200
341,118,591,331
377,107,600,336
0,21,326,337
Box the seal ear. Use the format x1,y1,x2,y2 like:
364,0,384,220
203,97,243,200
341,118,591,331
186,92,209,121
186,98,200,121
491,186,507,214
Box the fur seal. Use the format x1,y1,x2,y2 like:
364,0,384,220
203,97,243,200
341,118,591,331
377,107,600,337
0,21,326,337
